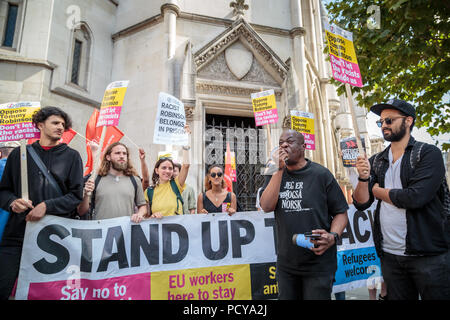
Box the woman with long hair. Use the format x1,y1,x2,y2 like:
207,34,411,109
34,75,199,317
197,164,237,215
145,125,191,218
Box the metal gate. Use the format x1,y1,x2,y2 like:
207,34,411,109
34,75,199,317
205,114,267,211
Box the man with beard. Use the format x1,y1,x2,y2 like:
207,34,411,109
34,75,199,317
354,99,449,300
0,106,84,299
78,142,147,222
260,130,349,300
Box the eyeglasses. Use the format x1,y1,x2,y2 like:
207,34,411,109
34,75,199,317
210,172,223,178
376,116,406,128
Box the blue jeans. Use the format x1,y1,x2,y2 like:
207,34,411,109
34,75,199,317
380,251,450,300
276,267,335,300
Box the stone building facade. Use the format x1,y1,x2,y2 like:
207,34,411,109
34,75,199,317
0,0,379,209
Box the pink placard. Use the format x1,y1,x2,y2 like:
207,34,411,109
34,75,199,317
254,108,278,127
27,272,151,300
303,133,315,150
329,54,363,88
0,122,40,142
96,106,122,127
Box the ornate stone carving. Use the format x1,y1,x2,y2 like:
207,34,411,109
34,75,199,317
194,20,288,81
282,115,291,129
229,0,249,17
196,82,282,99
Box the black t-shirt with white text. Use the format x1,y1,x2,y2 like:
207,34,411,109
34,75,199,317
263,159,349,276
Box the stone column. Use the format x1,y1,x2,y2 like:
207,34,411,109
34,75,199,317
161,1,180,95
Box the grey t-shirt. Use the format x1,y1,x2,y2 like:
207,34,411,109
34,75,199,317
94,174,146,220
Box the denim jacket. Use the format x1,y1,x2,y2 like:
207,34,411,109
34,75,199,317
353,137,448,257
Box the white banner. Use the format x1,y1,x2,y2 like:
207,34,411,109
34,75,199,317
16,206,381,299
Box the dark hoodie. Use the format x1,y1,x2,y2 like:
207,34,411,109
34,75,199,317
0,142,83,247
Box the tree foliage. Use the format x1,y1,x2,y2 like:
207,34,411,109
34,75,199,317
326,0,450,150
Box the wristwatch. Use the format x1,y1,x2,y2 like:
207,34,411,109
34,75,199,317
182,146,190,150
329,232,340,244
358,176,370,182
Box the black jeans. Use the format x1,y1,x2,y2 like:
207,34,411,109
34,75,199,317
0,246,22,300
276,267,335,300
380,251,450,300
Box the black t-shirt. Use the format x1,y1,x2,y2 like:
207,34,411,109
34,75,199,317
262,159,349,276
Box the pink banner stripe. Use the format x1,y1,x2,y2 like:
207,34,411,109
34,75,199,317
27,272,151,300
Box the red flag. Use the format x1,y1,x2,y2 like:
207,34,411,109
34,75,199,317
27,128,77,145
84,109,124,176
224,142,233,192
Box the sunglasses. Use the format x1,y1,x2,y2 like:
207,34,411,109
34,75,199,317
210,172,223,178
376,116,406,128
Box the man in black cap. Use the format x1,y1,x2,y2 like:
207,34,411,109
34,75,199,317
353,99,449,300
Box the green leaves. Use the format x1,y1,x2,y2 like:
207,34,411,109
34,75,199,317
326,0,450,150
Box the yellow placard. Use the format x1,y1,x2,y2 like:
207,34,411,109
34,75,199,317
100,87,128,108
325,29,358,64
291,115,315,134
251,93,277,113
0,106,40,125
151,264,252,300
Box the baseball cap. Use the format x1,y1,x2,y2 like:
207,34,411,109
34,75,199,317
0,141,20,148
370,99,416,119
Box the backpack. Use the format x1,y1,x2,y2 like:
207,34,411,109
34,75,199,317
80,174,138,220
146,179,184,215
409,142,450,217
372,141,450,216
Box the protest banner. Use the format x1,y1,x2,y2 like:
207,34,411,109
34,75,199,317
15,206,380,300
153,92,188,146
250,90,278,127
333,203,382,293
0,101,40,142
340,136,366,167
324,22,362,88
0,101,41,200
96,81,129,128
324,22,365,155
16,212,278,300
290,110,315,150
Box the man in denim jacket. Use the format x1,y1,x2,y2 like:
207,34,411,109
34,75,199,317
354,99,449,300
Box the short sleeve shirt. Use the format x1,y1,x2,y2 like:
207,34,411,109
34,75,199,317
145,177,186,216
94,174,146,220
263,160,349,275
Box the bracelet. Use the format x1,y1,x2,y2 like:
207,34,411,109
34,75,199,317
358,176,370,182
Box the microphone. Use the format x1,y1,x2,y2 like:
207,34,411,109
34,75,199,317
292,234,314,249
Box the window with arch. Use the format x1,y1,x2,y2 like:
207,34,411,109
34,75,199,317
69,23,91,89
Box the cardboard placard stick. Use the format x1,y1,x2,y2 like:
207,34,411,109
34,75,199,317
19,139,29,201
345,83,364,156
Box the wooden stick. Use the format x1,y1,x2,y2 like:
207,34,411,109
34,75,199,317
86,126,106,196
345,83,364,155
20,139,28,201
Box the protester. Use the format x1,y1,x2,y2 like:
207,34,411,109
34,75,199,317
173,162,196,214
145,125,191,218
0,106,84,300
260,129,349,300
353,99,450,300
0,141,20,243
197,164,237,215
78,142,147,222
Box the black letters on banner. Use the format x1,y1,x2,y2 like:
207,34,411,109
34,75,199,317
353,210,370,243
230,220,255,258
33,224,71,274
72,228,102,273
131,224,159,267
162,224,189,264
264,218,277,254
202,221,229,260
97,226,129,272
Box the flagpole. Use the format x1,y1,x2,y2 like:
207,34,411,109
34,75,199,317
86,126,106,196
345,83,364,156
